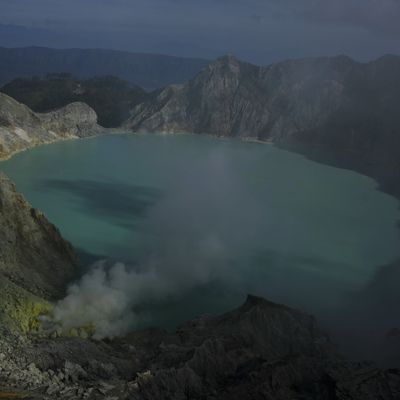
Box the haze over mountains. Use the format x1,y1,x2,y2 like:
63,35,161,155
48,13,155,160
0,47,209,89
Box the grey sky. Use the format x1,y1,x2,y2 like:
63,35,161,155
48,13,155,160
0,0,399,64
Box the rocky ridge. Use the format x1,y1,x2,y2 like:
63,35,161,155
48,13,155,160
0,295,399,399
0,92,103,159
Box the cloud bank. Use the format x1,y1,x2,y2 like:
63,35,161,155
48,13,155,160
0,0,399,63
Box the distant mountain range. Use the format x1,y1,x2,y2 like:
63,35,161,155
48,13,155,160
0,47,209,89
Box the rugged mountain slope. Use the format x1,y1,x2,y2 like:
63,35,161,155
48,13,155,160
125,54,400,194
0,172,77,300
0,92,103,159
1,75,149,127
0,47,209,89
0,172,77,340
124,55,354,136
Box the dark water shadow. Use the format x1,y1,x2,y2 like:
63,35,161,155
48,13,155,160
37,179,163,229
274,141,400,366
330,258,400,367
277,140,400,198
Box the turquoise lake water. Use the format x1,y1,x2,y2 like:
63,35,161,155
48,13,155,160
2,133,400,327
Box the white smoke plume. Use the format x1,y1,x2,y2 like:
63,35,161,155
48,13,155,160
51,148,265,338
53,262,167,338
53,233,230,339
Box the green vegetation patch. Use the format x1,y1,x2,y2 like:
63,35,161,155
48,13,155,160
1,74,149,128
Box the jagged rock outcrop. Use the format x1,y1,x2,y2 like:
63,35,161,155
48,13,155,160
124,54,358,137
123,296,400,400
0,172,77,300
125,54,400,194
0,93,103,159
1,295,399,399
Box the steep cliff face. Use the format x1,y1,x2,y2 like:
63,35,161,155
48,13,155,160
124,55,353,138
125,55,400,194
0,93,103,159
125,56,268,137
0,172,77,300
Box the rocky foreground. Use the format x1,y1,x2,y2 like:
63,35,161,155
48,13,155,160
0,92,103,159
1,295,400,400
0,172,399,399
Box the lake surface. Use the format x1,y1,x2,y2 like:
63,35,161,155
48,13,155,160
2,133,400,329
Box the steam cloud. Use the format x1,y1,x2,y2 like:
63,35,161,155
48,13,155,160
50,143,400,367
52,149,262,338
53,232,230,338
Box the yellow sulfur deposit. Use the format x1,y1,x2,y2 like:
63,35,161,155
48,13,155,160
0,391,27,399
0,278,52,334
0,277,96,338
68,324,96,339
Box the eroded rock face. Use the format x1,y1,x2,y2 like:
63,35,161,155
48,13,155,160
124,55,355,138
0,93,103,159
125,56,269,137
0,172,77,300
39,102,100,138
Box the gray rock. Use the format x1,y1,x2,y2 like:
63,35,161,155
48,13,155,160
0,172,77,302
0,93,104,160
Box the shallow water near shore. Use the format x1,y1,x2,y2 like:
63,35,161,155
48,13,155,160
1,133,400,330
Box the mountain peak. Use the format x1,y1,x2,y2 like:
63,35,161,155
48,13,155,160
212,54,242,67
